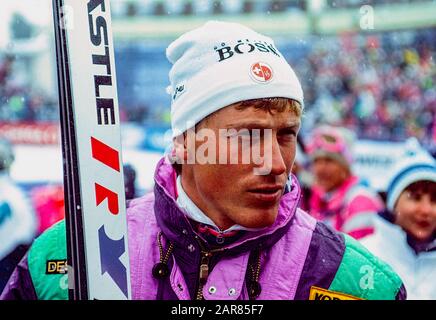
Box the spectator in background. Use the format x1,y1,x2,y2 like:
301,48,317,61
306,125,384,239
31,185,64,236
30,164,139,236
0,139,36,292
361,151,436,299
0,55,14,87
292,136,311,211
123,163,137,202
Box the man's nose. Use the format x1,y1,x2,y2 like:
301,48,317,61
269,137,287,176
252,132,287,176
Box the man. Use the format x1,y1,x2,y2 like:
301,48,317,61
361,150,436,299
306,125,384,239
2,21,405,300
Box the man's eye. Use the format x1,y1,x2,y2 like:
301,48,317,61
235,129,262,138
240,130,253,137
279,129,297,138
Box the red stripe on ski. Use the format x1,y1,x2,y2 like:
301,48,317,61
91,137,120,172
95,183,119,215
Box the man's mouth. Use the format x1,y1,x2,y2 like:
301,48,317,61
247,185,284,202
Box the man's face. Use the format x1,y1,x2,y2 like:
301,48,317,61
394,185,436,242
178,103,300,230
311,157,349,192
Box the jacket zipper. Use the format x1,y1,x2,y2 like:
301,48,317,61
194,236,223,300
196,250,212,300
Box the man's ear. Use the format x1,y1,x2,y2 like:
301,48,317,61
173,133,188,162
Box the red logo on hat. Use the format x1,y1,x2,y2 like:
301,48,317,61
250,62,273,83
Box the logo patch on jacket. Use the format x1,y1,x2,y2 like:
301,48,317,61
309,286,362,300
46,260,68,274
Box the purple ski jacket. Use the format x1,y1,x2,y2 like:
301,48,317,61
1,157,406,300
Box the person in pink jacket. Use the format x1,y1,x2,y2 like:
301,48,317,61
306,125,383,239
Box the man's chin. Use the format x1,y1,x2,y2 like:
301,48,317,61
238,209,278,229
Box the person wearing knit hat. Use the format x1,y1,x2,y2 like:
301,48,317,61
306,125,384,239
2,21,405,301
361,150,436,299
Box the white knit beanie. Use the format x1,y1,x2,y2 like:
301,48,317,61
166,21,304,137
386,151,436,211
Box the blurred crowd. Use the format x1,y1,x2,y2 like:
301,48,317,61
1,29,436,154
325,0,431,8
294,28,436,151
111,0,306,17
109,0,431,17
0,55,58,123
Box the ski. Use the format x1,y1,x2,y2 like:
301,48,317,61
52,0,131,300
